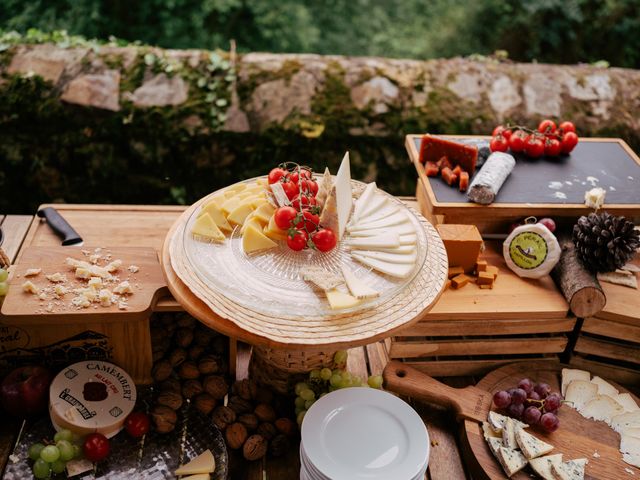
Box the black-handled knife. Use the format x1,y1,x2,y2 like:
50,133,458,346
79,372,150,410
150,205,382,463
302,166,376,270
37,207,83,246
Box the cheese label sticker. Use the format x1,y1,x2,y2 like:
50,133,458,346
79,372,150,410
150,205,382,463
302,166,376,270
508,231,549,270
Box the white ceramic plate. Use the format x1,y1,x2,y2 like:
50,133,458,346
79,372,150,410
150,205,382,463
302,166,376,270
301,388,429,480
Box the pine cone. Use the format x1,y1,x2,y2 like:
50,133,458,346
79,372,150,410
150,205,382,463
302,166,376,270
573,212,640,272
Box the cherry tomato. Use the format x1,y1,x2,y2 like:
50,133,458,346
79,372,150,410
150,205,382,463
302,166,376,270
538,119,557,134
291,195,317,210
299,179,318,196
287,229,308,251
524,135,545,158
83,433,110,462
268,168,287,185
281,180,299,200
558,121,576,134
508,130,527,153
544,138,561,156
296,210,320,231
312,229,337,252
287,171,299,184
492,125,512,139
561,131,579,153
125,412,150,438
490,135,509,152
299,169,313,180
274,206,297,230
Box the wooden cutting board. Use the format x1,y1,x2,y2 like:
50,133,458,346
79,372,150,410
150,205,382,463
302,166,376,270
384,360,640,480
1,246,168,323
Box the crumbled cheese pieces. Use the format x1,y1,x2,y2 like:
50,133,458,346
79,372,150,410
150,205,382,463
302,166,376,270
46,272,66,283
128,265,139,273
113,281,132,295
24,268,41,277
22,280,39,294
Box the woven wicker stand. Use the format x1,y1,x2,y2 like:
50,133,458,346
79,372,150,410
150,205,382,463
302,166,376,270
161,191,448,394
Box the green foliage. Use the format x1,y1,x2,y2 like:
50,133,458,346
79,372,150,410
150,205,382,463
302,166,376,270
0,0,639,67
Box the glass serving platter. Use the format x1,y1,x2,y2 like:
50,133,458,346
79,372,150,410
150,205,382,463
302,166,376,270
180,177,429,318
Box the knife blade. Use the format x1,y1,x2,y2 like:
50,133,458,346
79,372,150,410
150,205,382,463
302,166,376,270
36,207,84,246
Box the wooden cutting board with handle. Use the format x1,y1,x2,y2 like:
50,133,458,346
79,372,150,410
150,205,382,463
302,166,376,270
384,360,640,480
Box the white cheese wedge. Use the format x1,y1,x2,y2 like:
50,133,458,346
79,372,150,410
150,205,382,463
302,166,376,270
348,223,416,237
529,454,564,480
501,417,518,450
347,233,401,249
482,422,502,440
399,234,417,246
495,446,528,477
348,244,416,255
351,211,410,231
612,411,640,434
515,425,554,459
591,376,619,397
351,182,377,224
352,254,414,279
175,449,216,476
340,266,379,299
551,458,587,480
579,394,625,425
354,250,416,264
562,368,590,396
316,167,333,208
349,203,399,229
325,290,362,310
615,393,640,413
486,436,503,456
358,193,388,220
565,380,598,410
319,152,353,240
620,434,640,466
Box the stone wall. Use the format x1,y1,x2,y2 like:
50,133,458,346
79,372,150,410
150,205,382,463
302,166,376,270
1,43,639,213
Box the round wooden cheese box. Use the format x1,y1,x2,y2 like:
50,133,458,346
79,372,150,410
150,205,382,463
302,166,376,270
49,361,137,438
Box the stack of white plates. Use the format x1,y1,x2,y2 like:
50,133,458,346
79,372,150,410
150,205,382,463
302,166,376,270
300,388,429,480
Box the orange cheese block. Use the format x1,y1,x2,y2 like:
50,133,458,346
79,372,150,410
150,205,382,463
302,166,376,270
419,135,478,174
477,271,495,285
436,224,483,273
448,266,464,278
476,260,488,272
451,274,471,289
485,265,499,280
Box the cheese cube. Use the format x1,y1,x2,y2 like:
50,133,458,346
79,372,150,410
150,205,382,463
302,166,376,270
175,449,215,476
451,273,471,289
99,289,113,307
113,281,133,295
436,224,483,273
448,266,464,278
477,272,495,285
476,260,488,272
88,277,102,290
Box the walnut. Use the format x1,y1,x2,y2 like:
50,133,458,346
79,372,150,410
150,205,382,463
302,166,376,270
178,361,200,380
238,413,259,431
243,434,268,461
152,337,170,357
269,434,290,457
254,403,276,423
188,345,205,361
203,375,228,399
168,348,187,367
257,422,277,441
152,349,165,363
211,406,236,430
152,360,173,382
275,418,297,437
225,422,248,450
194,393,216,415
151,405,177,433
194,328,216,346
157,390,183,410
177,314,197,329
254,387,274,405
198,355,220,375
182,379,204,399
232,378,257,401
160,378,182,395
175,328,194,348
211,336,227,355
227,396,252,415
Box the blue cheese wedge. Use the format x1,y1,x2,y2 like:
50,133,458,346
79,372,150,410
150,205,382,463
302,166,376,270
486,436,503,457
501,417,518,450
482,422,502,440
561,368,590,396
515,425,553,459
579,394,625,425
565,380,598,411
488,411,528,433
551,458,587,480
529,453,564,480
495,446,528,477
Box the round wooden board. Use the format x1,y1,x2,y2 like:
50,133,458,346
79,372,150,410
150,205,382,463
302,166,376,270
462,362,640,480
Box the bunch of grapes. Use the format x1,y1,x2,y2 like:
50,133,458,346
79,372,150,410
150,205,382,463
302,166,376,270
0,267,9,299
493,378,563,433
27,429,82,479
293,350,383,426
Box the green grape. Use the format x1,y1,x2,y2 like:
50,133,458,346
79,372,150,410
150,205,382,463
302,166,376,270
51,459,66,474
72,444,81,459
53,429,73,443
0,282,8,297
341,372,353,386
368,375,384,389
295,406,304,415
28,443,45,461
0,268,8,282
56,440,74,461
329,373,342,388
304,399,315,409
333,350,348,367
332,368,342,376
300,389,315,401
294,396,306,408
320,368,332,381
294,382,309,396
40,445,60,463
296,410,306,425
309,369,321,379
32,458,51,479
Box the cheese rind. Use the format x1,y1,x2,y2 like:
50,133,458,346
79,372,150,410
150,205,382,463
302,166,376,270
515,425,553,459
529,454,564,480
612,411,640,433
561,368,590,396
495,446,528,477
501,417,518,450
175,449,216,476
615,393,640,413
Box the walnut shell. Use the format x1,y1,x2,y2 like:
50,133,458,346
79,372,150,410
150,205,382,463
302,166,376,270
194,328,216,346
160,378,182,395
274,417,297,437
152,360,173,382
254,403,276,423
203,375,228,400
188,345,206,361
178,361,200,380
177,314,197,329
198,355,220,375
269,433,289,457
175,328,194,348
211,336,227,355
257,422,277,441
182,379,204,400
227,396,252,415
157,390,183,410
212,405,236,430
243,434,268,461
254,387,274,405
238,413,259,431
194,393,216,415
225,422,248,450
152,349,165,363
232,378,257,401
151,405,177,433
168,348,188,367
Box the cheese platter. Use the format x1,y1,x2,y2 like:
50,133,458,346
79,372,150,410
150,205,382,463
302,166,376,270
384,360,640,480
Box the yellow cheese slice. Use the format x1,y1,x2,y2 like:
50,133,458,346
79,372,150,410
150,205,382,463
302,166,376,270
198,201,232,233
241,216,265,235
250,197,268,209
325,290,362,310
264,215,289,240
191,213,225,243
254,203,276,224
175,449,215,476
221,196,242,215
243,224,278,253
227,203,255,226
181,474,210,480
256,178,268,186
225,183,246,194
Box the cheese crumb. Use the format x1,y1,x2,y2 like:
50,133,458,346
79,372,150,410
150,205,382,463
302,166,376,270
105,260,122,273
80,288,97,303
71,295,91,308
625,468,635,475
53,285,68,297
118,301,128,310
593,451,600,458
88,277,102,290
98,289,113,307
46,272,66,283
24,268,41,277
113,281,133,295
128,265,139,273
45,303,54,312
89,254,101,264
22,281,39,294
585,187,606,209
75,267,92,280
38,292,47,301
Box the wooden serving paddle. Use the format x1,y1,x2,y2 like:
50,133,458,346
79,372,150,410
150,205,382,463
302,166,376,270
384,360,640,480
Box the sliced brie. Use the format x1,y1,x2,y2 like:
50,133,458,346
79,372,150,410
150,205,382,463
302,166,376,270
348,223,416,237
591,376,619,397
579,394,625,425
351,211,410,231
352,254,414,278
347,234,400,249
353,250,416,264
529,454,564,480
565,380,598,411
615,393,640,413
515,425,553,459
351,182,377,224
341,266,379,299
612,411,640,433
561,368,590,396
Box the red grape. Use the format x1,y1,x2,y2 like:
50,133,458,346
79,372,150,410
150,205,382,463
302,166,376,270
493,390,512,409
517,378,533,394
511,388,527,405
540,412,560,432
538,218,556,233
525,390,541,407
534,383,551,398
523,406,542,424
507,403,524,419
544,393,562,411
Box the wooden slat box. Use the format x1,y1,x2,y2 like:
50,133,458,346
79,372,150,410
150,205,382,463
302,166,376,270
389,242,573,376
